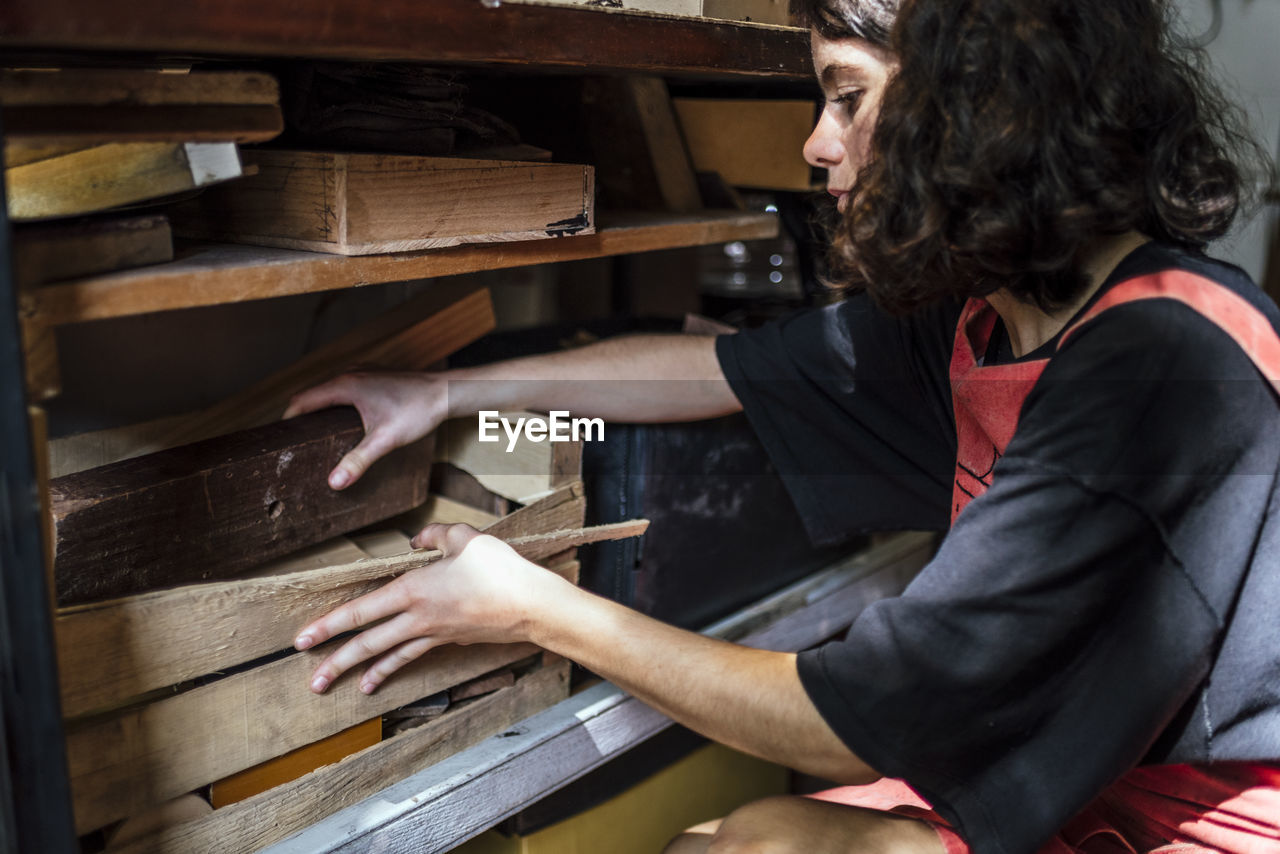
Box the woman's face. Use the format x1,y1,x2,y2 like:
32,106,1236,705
803,31,898,212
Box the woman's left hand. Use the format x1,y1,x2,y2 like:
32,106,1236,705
293,523,561,695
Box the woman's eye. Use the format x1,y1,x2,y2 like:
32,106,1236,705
832,91,863,113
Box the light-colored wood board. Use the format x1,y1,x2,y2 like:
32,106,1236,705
6,141,243,220
67,637,539,834
55,502,618,719
701,0,790,25
105,659,570,854
628,77,701,212
349,528,413,559
434,411,557,503
673,98,815,191
4,141,92,168
170,150,595,255
246,537,370,577
0,70,280,107
209,717,382,808
13,214,173,287
24,210,779,326
386,494,501,535
46,283,493,475
262,533,933,854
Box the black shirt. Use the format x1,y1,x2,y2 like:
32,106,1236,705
715,244,1280,854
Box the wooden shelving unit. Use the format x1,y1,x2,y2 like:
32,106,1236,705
26,211,778,326
0,3,815,852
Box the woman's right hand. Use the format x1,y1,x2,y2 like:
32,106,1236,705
284,371,448,490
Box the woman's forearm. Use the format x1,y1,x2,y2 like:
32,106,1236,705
526,575,878,785
440,333,742,423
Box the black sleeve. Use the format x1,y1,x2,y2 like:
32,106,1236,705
796,299,1280,854
715,293,960,545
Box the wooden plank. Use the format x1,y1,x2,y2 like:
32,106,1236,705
23,210,778,326
13,214,173,287
209,717,382,808
673,98,815,191
263,533,934,854
54,497,613,719
6,141,243,221
46,284,494,475
434,411,559,503
105,658,571,854
66,637,540,833
505,0,702,15
169,150,596,256
386,494,501,534
50,407,435,604
449,669,515,703
27,407,56,599
584,76,700,212
0,0,812,80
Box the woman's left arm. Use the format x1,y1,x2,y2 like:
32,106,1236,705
293,523,877,785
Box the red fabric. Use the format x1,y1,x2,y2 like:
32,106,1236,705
948,269,1280,524
809,765,1280,854
948,298,1048,523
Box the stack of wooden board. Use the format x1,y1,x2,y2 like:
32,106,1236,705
168,149,596,255
3,69,280,220
41,285,641,852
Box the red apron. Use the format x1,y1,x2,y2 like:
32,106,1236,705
820,269,1280,854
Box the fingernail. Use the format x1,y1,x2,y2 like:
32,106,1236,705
311,676,329,693
330,469,350,489
360,682,375,694
295,634,313,650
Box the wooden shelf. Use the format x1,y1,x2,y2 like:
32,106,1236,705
0,0,810,80
22,210,779,326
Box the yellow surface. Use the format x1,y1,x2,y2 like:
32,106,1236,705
451,742,789,854
673,99,815,191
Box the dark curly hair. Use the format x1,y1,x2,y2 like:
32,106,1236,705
793,0,1268,313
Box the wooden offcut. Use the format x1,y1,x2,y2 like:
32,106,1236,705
12,214,173,287
209,717,382,808
673,98,816,190
47,284,494,476
0,69,282,145
103,658,571,854
66,639,538,833
6,141,244,220
50,407,434,604
169,150,595,255
55,506,628,721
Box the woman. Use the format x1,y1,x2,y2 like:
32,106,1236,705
286,0,1280,850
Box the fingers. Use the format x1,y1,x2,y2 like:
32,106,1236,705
295,581,409,653
359,636,436,694
306,613,423,694
410,522,482,554
329,428,398,490
283,379,352,420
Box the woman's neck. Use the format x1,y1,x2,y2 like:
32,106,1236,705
988,231,1150,358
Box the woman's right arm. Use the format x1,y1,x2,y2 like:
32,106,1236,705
283,333,741,489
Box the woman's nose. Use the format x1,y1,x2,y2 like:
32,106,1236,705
803,109,844,170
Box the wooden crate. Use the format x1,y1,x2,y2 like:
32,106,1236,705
57,418,603,851
169,150,596,255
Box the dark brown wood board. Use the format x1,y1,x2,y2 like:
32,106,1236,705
50,407,432,604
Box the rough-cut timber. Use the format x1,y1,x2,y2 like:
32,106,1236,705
50,407,433,604
104,658,571,854
170,150,595,255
